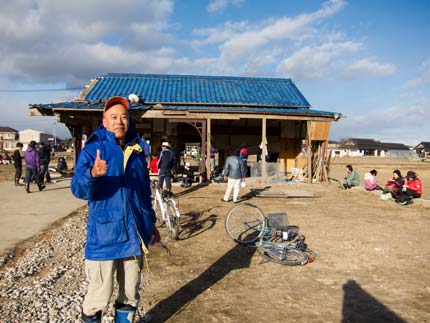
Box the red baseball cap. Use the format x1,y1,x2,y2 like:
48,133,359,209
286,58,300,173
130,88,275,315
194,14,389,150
104,96,129,111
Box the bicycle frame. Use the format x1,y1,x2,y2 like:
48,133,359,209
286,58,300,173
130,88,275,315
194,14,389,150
225,203,315,265
151,180,180,239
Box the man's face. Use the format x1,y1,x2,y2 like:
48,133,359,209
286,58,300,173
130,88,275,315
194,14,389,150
103,104,129,140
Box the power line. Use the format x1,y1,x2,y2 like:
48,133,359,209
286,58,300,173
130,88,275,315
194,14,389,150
0,87,83,92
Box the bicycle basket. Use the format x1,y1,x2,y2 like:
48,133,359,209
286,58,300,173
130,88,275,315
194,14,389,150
266,212,288,230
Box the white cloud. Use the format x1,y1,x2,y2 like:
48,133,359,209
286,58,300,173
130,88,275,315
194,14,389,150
0,0,175,85
331,97,430,145
218,0,346,66
192,21,250,48
207,0,244,13
403,57,430,88
344,58,396,77
276,41,363,80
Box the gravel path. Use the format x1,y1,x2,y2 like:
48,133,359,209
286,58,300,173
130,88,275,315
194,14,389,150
0,207,152,323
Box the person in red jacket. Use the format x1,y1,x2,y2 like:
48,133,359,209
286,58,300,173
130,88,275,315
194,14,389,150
149,153,159,174
402,170,422,198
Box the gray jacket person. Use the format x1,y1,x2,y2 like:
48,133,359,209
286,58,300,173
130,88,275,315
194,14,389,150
222,148,246,203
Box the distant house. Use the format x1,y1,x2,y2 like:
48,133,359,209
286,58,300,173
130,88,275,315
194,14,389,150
328,140,342,157
19,129,54,150
334,138,411,158
0,126,19,152
382,142,416,158
413,142,430,158
339,138,384,157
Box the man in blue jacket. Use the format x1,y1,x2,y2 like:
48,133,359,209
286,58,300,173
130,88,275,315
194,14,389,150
71,96,158,323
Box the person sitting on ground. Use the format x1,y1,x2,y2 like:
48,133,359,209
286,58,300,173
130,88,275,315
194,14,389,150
180,162,194,188
384,169,404,199
343,164,360,189
363,169,383,191
56,156,68,176
4,152,12,164
400,171,422,199
149,153,159,174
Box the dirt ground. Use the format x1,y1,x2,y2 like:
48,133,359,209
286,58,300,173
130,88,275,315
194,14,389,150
1,157,430,322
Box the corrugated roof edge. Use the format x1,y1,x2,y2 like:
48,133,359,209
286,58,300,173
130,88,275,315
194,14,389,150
103,73,294,83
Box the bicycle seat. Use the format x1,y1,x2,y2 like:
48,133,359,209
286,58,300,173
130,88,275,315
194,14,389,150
161,190,173,198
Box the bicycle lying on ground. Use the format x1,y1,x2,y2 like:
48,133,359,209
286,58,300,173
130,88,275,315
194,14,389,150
225,203,316,265
150,180,181,240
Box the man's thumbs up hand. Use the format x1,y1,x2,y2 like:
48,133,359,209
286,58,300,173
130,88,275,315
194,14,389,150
91,149,107,177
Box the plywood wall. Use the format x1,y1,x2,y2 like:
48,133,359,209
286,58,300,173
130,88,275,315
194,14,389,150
309,121,331,141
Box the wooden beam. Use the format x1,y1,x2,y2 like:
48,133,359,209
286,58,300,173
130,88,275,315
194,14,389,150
141,110,335,121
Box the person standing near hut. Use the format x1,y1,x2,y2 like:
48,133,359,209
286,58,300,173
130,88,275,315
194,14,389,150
221,147,247,203
157,141,174,192
38,142,52,184
24,140,45,193
13,142,23,186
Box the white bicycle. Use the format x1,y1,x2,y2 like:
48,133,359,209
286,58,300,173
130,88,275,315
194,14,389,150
150,180,181,240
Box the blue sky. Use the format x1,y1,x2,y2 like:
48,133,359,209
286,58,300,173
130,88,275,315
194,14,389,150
0,0,428,145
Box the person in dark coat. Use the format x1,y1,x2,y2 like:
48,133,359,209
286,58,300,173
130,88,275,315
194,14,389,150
157,142,174,192
13,142,23,186
38,142,51,184
180,162,194,187
222,147,247,203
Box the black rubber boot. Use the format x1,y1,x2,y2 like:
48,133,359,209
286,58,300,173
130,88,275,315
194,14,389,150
25,184,30,193
81,310,102,323
38,183,46,191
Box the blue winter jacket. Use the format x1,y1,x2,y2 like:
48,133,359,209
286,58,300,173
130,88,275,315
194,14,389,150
71,123,156,261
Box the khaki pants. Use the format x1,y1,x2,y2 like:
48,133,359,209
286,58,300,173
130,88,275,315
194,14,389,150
223,178,241,202
83,256,143,316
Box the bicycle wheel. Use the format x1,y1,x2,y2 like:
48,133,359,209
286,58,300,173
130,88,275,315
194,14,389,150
225,203,265,244
166,200,180,240
257,245,308,266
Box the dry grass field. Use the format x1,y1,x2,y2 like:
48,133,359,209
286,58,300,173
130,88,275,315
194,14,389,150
1,156,429,322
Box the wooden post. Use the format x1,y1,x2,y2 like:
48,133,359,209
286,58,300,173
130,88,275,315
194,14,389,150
206,118,211,176
201,120,207,178
307,121,312,183
262,117,267,182
67,125,82,168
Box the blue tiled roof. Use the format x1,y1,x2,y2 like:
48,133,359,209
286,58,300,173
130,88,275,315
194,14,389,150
30,73,341,118
85,73,311,108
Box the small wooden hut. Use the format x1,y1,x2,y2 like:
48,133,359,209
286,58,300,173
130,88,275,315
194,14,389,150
29,73,341,182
